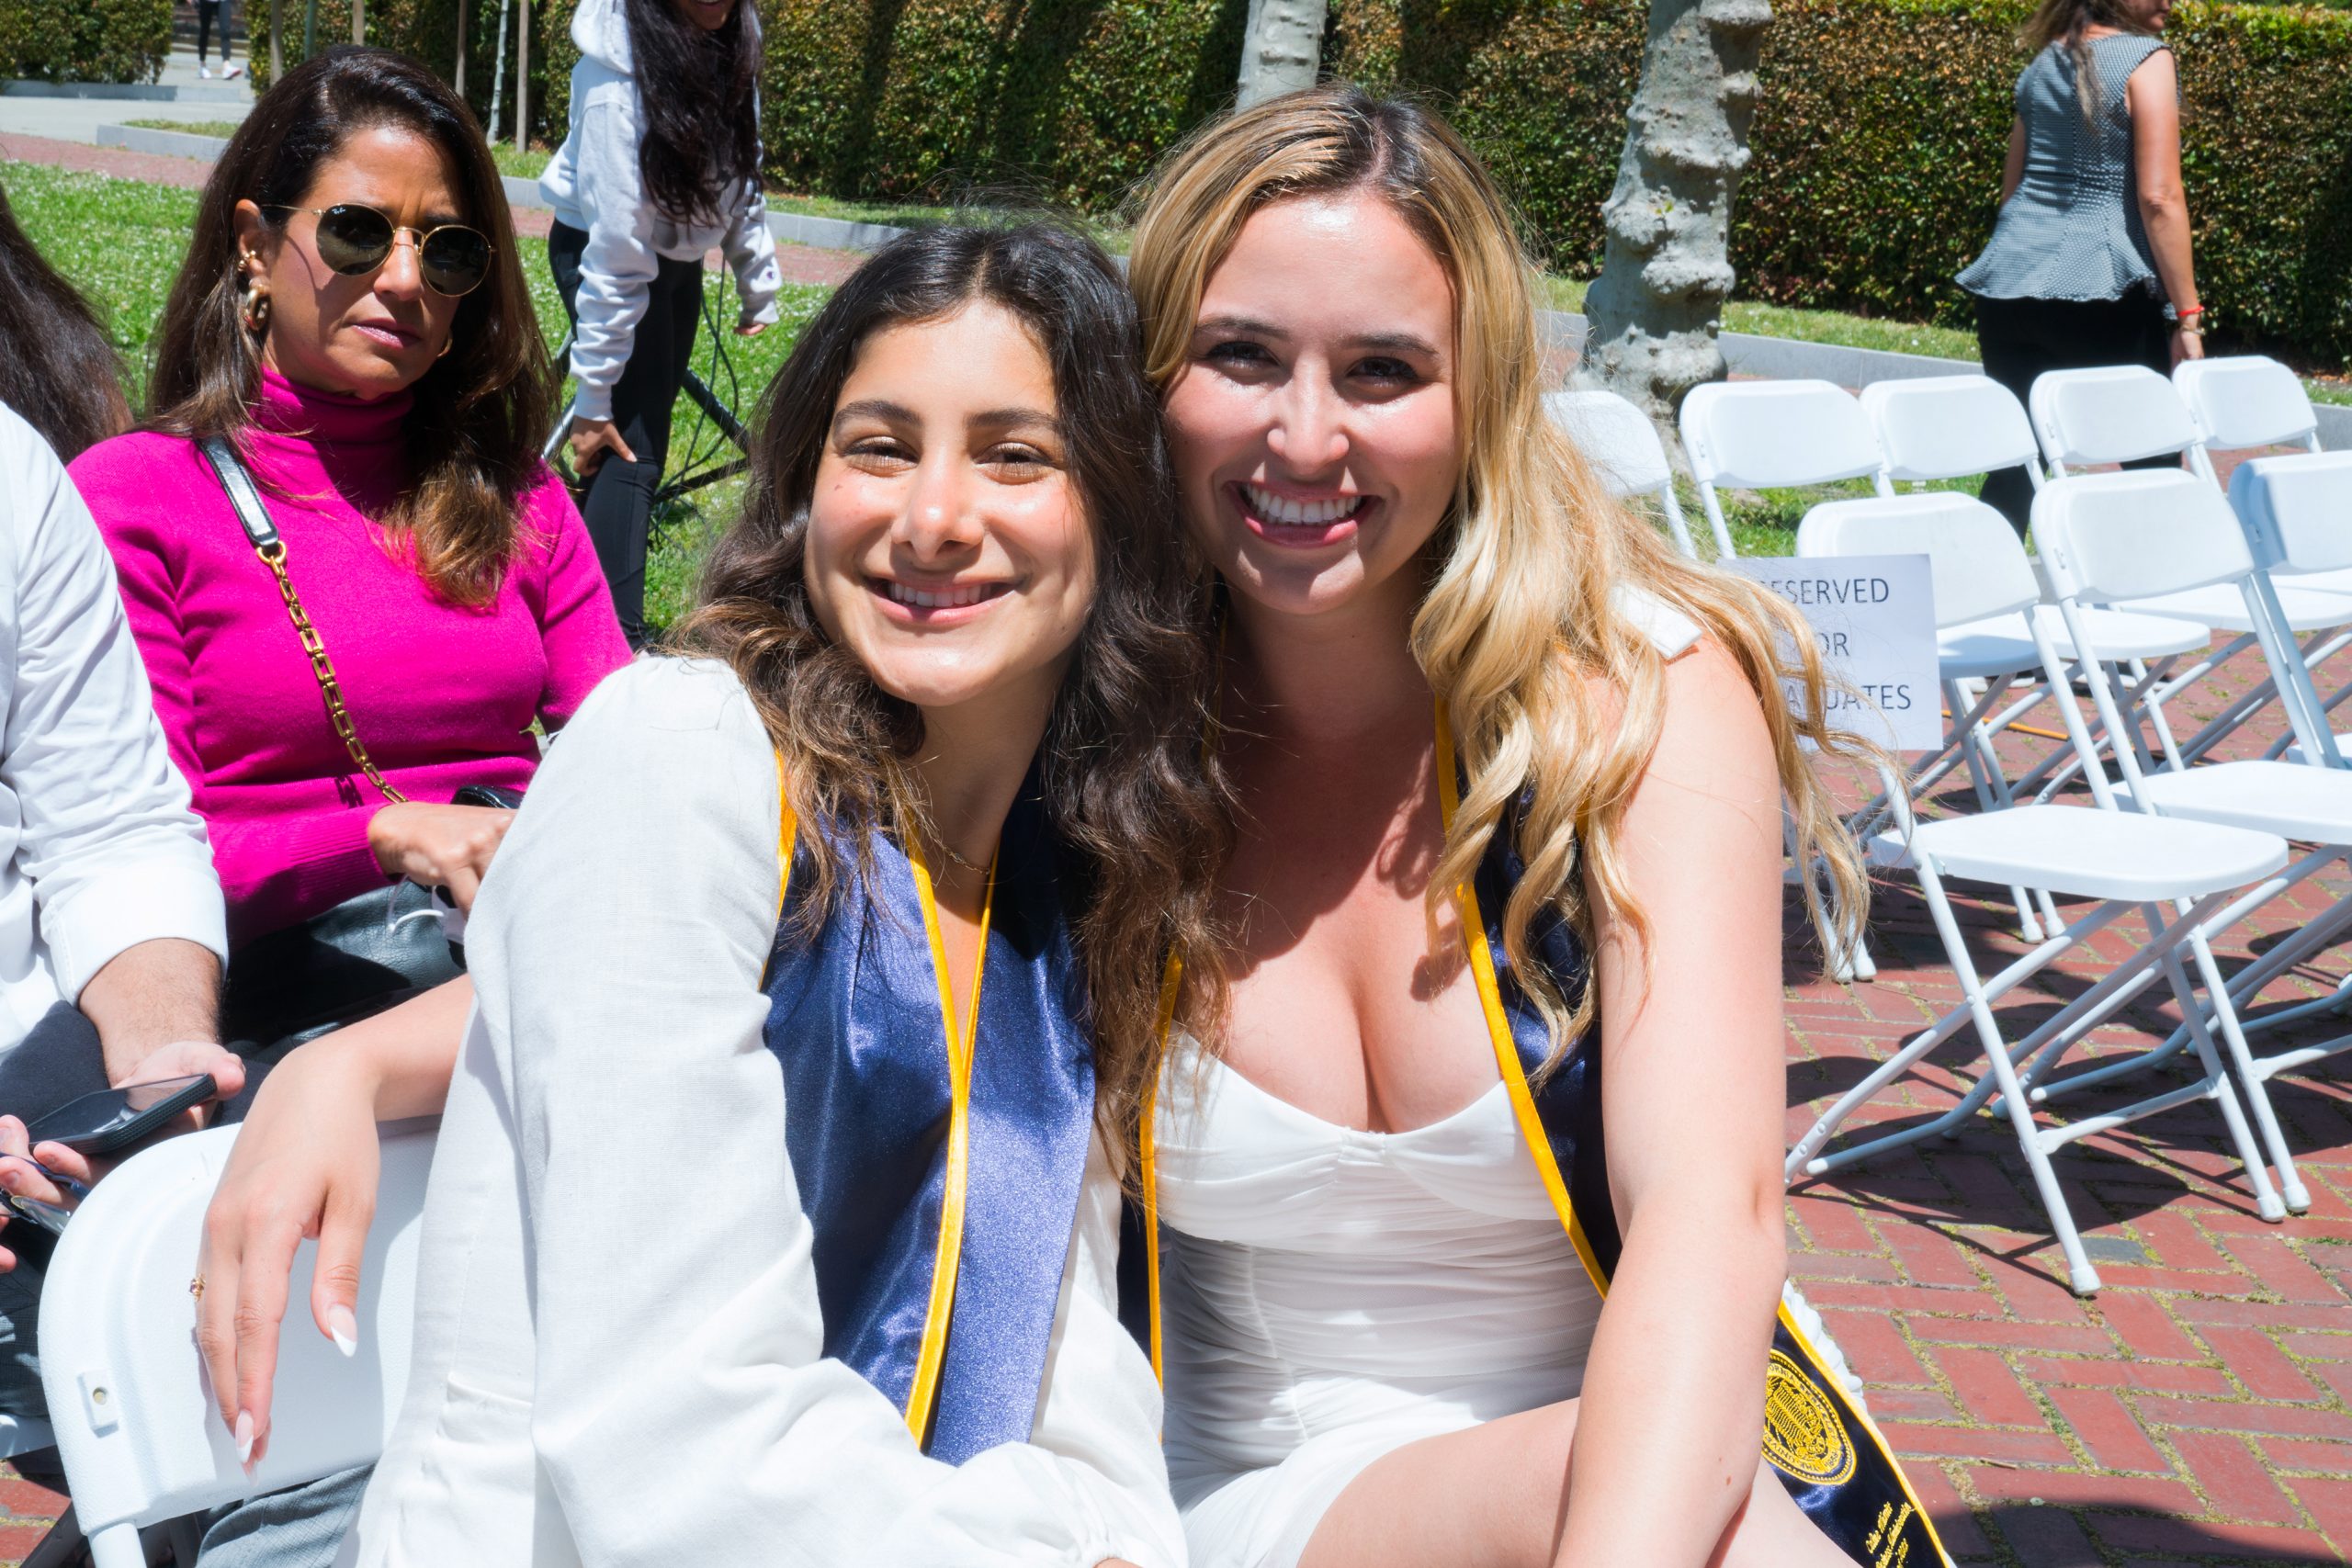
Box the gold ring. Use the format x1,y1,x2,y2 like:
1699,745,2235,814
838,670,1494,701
189,1275,204,1303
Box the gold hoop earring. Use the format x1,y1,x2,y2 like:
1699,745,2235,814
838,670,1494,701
241,288,272,335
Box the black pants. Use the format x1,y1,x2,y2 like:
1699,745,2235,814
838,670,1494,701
196,0,230,63
547,220,705,646
1974,291,2174,536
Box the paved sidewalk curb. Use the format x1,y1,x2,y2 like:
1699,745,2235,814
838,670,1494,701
94,123,227,159
6,79,247,104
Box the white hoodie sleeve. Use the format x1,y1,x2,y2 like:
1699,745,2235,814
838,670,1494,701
563,85,661,424
722,176,782,329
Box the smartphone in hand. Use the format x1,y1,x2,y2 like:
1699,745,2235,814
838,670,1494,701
26,1074,218,1157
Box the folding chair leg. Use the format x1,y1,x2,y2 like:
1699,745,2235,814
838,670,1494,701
2156,938,2288,1222
1697,482,1737,560
2185,927,2311,1216
1933,891,2104,1294
88,1522,142,1568
1908,863,2116,1290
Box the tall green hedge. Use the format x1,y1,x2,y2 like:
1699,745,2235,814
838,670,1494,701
772,0,2352,366
233,0,2352,364
759,1,1249,209
0,0,172,83
249,0,573,145
1738,0,2352,366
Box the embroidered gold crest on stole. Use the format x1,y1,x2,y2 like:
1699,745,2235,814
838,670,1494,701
1762,1348,1857,1486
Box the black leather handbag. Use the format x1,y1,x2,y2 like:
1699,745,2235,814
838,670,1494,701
198,436,524,1056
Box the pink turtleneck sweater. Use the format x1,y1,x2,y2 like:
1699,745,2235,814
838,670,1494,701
71,369,631,944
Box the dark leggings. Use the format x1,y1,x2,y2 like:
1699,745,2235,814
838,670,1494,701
196,0,230,63
1974,291,2175,536
547,220,705,646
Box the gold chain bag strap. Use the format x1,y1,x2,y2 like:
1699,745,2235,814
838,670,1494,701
196,435,409,806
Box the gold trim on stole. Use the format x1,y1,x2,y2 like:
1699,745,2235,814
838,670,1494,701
1134,713,1950,1564
1435,708,1949,1565
903,835,995,1444
771,758,997,1448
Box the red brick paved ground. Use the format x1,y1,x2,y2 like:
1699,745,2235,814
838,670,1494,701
1787,630,2352,1565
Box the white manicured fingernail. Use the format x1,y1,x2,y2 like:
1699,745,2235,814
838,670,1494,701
234,1410,255,1465
327,1304,357,1357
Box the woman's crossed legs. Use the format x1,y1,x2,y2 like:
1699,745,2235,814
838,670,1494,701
1297,1397,1850,1568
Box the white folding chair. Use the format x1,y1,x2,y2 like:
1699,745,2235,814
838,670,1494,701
1545,389,1696,557
1853,379,2205,935
2174,355,2325,491
1679,379,1882,559
1861,373,2046,498
2030,469,2352,1216
2028,366,2352,769
1786,492,2294,1292
38,1122,432,1568
2236,451,2352,761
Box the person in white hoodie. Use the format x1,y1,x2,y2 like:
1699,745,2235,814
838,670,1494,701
544,0,782,647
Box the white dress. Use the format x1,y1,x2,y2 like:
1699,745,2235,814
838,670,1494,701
1155,1041,1606,1568
1159,587,1701,1568
337,659,1183,1568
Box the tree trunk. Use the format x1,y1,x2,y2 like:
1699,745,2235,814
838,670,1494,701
488,0,509,142
1578,0,1772,423
1236,0,1327,108
514,0,529,153
268,0,281,77
454,0,469,96
350,0,364,46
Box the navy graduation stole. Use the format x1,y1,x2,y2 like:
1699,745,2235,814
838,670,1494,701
1136,707,1951,1568
761,770,1098,1463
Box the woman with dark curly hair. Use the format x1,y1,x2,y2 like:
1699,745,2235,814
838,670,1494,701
204,221,1227,1568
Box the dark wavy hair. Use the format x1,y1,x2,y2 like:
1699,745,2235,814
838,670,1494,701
675,222,1230,1152
0,176,129,460
624,0,763,225
145,46,554,604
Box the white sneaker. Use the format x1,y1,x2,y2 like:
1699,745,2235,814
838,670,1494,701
198,64,212,78
224,63,243,78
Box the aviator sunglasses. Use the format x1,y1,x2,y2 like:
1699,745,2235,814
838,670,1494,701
263,203,495,298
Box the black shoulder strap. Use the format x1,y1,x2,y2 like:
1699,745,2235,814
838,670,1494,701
195,435,280,551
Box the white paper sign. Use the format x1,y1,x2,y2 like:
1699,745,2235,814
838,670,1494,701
1736,555,1940,751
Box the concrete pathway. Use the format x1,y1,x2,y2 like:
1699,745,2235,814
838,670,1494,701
0,47,249,141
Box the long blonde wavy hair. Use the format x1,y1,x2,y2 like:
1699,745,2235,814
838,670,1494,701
1128,85,1874,1066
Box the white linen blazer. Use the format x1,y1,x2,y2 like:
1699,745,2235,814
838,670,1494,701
339,658,1182,1568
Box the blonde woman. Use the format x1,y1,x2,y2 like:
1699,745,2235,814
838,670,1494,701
1125,88,1950,1568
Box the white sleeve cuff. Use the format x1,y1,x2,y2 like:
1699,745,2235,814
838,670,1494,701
569,378,616,423
45,860,229,1003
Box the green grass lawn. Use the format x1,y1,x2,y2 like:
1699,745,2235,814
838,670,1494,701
6,162,200,404
124,118,243,141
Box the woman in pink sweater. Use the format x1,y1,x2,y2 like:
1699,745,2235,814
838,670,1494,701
73,50,628,969
34,46,630,1565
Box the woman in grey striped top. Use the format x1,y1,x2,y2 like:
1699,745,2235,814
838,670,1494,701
1957,0,2206,533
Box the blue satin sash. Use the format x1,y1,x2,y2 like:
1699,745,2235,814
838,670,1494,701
762,779,1097,1462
